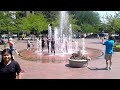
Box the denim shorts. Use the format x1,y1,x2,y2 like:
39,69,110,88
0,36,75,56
10,46,15,55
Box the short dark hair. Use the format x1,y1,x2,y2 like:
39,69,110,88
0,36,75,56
108,36,116,42
2,48,11,55
49,24,52,26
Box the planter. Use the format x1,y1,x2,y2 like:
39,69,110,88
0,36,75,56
69,58,88,68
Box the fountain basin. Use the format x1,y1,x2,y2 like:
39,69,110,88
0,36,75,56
18,47,103,63
68,58,88,68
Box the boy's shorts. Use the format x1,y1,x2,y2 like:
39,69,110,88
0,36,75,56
104,54,112,60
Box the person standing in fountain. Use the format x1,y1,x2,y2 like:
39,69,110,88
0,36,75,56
46,37,50,53
27,39,31,50
41,37,45,52
103,36,115,70
51,38,55,54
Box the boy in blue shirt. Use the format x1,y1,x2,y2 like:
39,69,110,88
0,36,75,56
103,36,115,70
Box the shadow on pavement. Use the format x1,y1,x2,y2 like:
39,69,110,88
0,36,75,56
65,64,86,68
65,64,70,67
87,67,108,70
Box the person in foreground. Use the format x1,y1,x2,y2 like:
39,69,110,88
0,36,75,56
0,48,22,79
103,36,115,70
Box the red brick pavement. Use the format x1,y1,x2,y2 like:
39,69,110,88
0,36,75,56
5,38,120,79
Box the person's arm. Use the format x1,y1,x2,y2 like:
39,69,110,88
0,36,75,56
15,61,22,79
8,41,14,46
16,72,22,79
102,41,107,45
102,41,105,45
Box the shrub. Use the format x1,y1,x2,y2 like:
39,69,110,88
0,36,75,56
70,51,91,61
114,44,120,52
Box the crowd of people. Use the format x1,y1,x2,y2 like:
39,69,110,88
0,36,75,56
28,36,55,54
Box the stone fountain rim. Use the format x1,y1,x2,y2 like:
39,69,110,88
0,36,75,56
68,58,88,62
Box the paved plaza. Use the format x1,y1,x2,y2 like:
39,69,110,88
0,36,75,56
1,38,120,79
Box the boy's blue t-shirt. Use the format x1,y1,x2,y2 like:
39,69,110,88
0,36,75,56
103,40,114,54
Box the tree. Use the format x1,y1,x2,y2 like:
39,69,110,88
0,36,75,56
0,11,16,40
81,24,99,33
69,11,101,33
70,11,100,25
17,13,48,35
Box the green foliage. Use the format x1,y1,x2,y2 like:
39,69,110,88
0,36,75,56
114,44,120,52
81,24,99,33
0,11,102,34
40,11,59,26
69,14,80,32
17,13,48,33
69,11,101,33
70,11,100,25
105,12,120,34
16,11,24,19
0,11,16,33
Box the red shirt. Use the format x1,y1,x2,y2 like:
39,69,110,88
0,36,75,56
8,41,14,46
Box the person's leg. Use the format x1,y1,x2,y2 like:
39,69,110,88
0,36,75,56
12,50,15,59
42,45,44,52
51,47,53,53
106,60,109,69
47,46,49,53
15,49,19,55
27,44,29,50
105,54,109,69
109,55,112,69
53,47,55,55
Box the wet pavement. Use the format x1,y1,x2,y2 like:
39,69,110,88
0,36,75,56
1,38,120,79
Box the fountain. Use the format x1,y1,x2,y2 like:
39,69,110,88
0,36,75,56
48,24,52,55
53,11,75,55
35,11,76,55
68,37,89,68
19,11,103,63
36,38,41,53
80,38,88,55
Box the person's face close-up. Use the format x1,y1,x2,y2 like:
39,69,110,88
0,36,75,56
2,53,11,62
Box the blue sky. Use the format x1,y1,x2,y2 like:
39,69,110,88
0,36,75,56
96,11,118,23
96,11,117,17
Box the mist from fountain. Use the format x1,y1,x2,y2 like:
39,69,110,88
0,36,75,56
46,11,87,55
80,38,88,55
53,11,77,55
48,24,52,55
36,11,80,55
36,38,41,52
